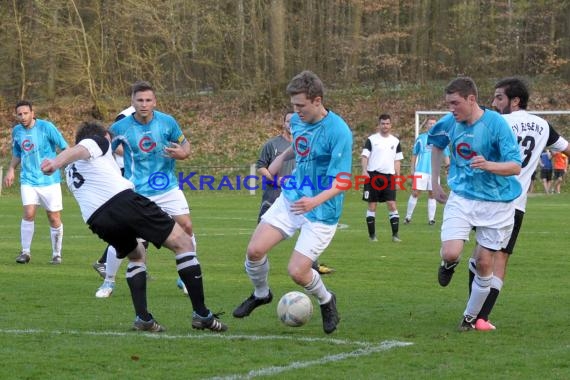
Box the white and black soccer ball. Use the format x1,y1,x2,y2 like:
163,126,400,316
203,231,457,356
277,291,313,327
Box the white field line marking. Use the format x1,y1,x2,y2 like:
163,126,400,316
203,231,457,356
207,340,413,380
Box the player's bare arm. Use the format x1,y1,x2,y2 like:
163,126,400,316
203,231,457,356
290,178,348,215
41,145,90,175
360,156,369,177
164,140,190,160
431,147,447,203
3,156,21,187
268,146,294,176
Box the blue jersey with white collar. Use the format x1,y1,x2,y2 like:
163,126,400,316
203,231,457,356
282,110,353,225
110,110,187,196
427,110,522,202
11,119,68,186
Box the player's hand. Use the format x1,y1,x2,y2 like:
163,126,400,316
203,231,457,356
470,155,489,171
3,170,14,187
164,143,181,159
290,197,318,215
40,159,57,175
432,183,448,204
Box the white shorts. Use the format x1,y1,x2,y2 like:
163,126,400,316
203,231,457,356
21,184,63,212
261,194,337,262
148,189,190,216
441,192,514,251
412,172,436,191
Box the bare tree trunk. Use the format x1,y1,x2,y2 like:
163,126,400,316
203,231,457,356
346,1,362,84
12,0,27,100
269,0,285,84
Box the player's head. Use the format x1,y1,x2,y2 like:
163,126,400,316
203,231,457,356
15,100,35,127
75,121,107,144
282,111,294,138
287,71,325,124
423,116,437,130
130,81,157,118
377,114,392,136
444,76,479,123
492,77,529,114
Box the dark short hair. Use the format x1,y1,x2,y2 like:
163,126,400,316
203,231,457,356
494,77,529,110
286,71,324,100
378,114,391,122
15,100,33,111
75,121,107,144
131,80,155,96
445,76,478,99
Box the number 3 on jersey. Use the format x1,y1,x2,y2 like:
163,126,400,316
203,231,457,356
517,135,535,168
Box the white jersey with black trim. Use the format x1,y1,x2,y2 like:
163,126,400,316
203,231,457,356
65,138,134,221
361,133,403,174
505,110,568,211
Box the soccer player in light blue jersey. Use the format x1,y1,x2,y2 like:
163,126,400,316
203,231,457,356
4,100,68,265
404,116,450,225
233,71,352,334
94,82,217,330
428,76,522,331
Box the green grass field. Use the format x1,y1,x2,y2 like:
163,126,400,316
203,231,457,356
1,188,569,379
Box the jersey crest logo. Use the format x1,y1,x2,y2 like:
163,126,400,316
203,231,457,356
295,136,310,157
138,136,157,152
456,142,477,160
21,139,35,151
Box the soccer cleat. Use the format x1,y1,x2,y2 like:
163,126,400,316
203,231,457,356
320,292,340,334
404,218,411,224
475,318,496,331
92,261,106,278
428,220,436,225
233,290,273,318
369,235,378,242
132,314,165,332
392,235,402,243
176,278,188,295
317,263,336,275
95,280,115,298
458,315,476,332
16,252,31,264
49,255,62,265
192,312,228,332
438,261,459,287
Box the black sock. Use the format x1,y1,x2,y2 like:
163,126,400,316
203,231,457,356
478,288,500,321
177,257,209,317
390,216,399,236
126,265,150,321
468,262,476,297
366,216,376,237
99,245,109,264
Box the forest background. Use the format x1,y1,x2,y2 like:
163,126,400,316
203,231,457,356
1,0,569,171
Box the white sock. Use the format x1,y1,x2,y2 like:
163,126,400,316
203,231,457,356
304,269,331,304
105,246,123,282
191,234,197,251
406,195,417,219
50,224,63,257
245,256,270,298
366,210,376,218
427,198,437,221
464,274,492,318
21,220,34,253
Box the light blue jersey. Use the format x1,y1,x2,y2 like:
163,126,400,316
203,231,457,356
110,110,187,197
282,110,353,225
11,119,68,186
413,132,449,174
427,110,522,202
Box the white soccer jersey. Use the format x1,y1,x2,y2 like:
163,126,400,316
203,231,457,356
505,110,568,211
361,133,403,174
65,138,134,221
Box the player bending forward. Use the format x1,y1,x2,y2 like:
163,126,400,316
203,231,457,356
41,121,226,333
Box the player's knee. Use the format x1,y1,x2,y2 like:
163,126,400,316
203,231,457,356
246,243,266,261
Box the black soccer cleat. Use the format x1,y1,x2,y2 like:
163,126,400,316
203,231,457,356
458,315,476,332
438,261,459,287
233,290,273,318
320,292,340,334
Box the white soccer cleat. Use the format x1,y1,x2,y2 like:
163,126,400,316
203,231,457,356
95,280,115,298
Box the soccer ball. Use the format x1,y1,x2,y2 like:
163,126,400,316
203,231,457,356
277,291,313,327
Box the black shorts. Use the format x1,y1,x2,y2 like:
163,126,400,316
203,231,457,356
503,209,525,255
553,169,565,179
362,172,397,203
87,189,176,258
540,169,552,181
